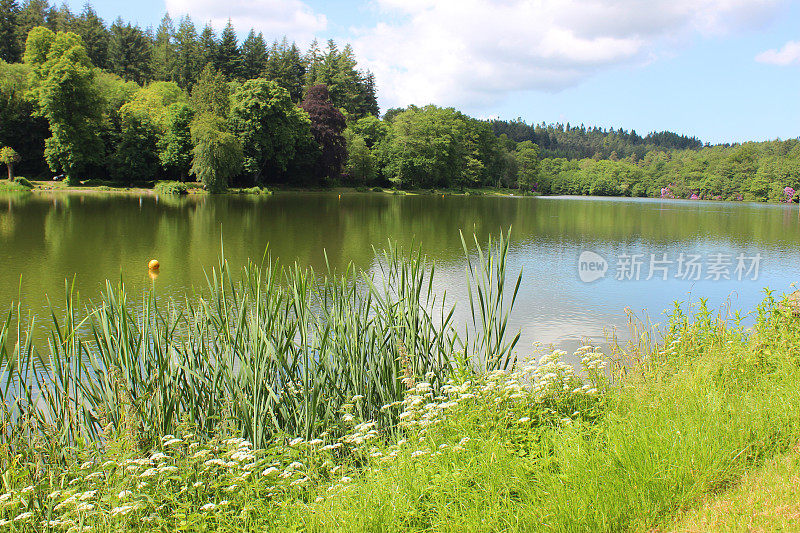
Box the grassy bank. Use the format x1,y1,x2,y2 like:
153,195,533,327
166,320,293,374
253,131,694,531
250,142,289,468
2,241,800,531
9,179,521,198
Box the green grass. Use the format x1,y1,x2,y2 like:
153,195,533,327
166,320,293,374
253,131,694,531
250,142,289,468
671,448,800,532
3,244,800,531
0,178,32,191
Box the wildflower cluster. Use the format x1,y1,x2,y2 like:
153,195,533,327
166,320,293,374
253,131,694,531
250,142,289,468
0,347,610,530
388,346,608,461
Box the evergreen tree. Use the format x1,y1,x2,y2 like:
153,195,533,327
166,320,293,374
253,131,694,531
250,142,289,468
355,70,379,117
151,13,175,81
215,19,240,78
51,2,73,32
16,0,50,54
197,23,216,71
75,3,110,69
108,18,152,84
239,29,266,80
304,39,321,86
0,0,21,62
191,64,229,117
264,38,305,102
172,15,198,88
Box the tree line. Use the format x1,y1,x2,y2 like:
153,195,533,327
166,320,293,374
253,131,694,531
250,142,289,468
1,0,799,201
0,0,376,190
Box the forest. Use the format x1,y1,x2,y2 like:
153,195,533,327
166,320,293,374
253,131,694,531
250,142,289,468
1,0,799,201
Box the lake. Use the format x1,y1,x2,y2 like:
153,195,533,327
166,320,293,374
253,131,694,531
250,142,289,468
1,191,798,353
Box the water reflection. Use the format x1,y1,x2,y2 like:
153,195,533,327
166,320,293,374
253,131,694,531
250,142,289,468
1,191,799,351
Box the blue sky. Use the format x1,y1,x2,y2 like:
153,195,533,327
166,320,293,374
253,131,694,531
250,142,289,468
63,0,800,144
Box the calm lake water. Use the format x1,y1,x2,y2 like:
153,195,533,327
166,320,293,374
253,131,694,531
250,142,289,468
1,191,799,352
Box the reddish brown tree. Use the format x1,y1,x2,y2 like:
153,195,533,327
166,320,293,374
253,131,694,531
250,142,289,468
300,84,347,182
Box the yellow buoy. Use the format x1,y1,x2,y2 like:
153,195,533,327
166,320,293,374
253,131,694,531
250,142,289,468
148,259,160,270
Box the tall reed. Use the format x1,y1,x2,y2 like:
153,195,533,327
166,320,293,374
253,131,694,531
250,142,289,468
0,232,520,451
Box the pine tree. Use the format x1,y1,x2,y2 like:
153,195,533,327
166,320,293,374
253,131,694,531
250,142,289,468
265,38,305,102
191,64,230,117
304,38,321,85
285,42,305,102
197,23,216,71
172,15,198,88
108,18,152,84
0,0,20,62
51,2,74,32
151,13,175,81
356,70,379,117
75,3,110,69
16,0,50,54
239,29,266,80
215,19,240,78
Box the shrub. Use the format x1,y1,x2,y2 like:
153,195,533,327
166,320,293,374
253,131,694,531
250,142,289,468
154,181,188,195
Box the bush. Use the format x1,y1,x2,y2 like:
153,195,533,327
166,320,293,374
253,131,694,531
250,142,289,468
154,181,188,195
12,176,32,188
0,178,32,191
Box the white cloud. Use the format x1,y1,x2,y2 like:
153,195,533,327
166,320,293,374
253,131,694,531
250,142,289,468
164,0,327,43
756,40,800,65
350,0,784,110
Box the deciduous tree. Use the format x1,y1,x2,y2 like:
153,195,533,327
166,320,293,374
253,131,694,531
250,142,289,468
25,26,102,184
0,146,20,179
300,84,346,182
229,78,312,183
190,112,241,192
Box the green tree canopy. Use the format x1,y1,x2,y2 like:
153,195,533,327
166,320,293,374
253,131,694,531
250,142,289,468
229,78,313,184
0,145,20,179
0,0,21,62
190,112,241,192
515,141,540,192
191,64,230,117
24,26,102,183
